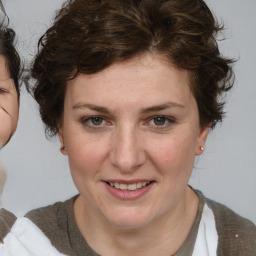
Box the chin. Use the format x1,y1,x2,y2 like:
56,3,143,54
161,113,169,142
104,206,153,230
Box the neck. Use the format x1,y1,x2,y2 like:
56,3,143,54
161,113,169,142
74,186,199,256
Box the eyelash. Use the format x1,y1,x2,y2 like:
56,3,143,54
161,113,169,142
81,116,108,128
80,115,176,130
147,116,176,129
0,88,9,94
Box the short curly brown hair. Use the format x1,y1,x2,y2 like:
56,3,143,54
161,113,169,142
31,0,234,137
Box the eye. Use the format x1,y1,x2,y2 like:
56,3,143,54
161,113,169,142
90,116,104,126
0,88,9,94
84,116,105,126
146,115,176,130
151,116,168,126
81,116,109,128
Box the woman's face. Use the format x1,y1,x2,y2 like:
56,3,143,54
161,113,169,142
0,55,19,148
59,54,209,229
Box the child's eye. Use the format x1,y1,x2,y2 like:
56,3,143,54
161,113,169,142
0,88,9,94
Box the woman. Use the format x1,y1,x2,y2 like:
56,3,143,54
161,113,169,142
0,0,255,255
0,2,20,204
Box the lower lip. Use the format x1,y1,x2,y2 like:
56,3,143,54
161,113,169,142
104,182,154,200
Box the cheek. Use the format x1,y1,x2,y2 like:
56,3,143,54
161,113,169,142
66,136,108,176
0,109,12,147
148,134,197,175
0,92,19,131
8,90,19,119
66,137,110,201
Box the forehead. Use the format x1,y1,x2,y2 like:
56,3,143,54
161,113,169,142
66,54,194,109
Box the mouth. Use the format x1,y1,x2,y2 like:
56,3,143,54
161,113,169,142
106,181,152,191
103,180,155,200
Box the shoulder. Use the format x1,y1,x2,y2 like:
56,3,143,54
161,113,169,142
25,197,74,235
205,197,256,255
25,199,70,232
25,196,77,254
0,208,16,242
0,197,76,255
0,215,68,255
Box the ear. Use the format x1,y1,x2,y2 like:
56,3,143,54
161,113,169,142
195,125,210,156
58,128,67,155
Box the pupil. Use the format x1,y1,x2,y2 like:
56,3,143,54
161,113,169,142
92,117,103,125
154,117,165,126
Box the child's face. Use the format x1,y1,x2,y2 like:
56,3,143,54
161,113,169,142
0,55,19,148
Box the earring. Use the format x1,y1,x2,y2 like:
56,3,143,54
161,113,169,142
200,146,204,151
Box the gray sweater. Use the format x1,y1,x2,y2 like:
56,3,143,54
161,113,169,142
0,190,256,255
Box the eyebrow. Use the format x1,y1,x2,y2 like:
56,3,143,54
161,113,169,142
140,102,185,113
72,102,184,114
73,103,111,114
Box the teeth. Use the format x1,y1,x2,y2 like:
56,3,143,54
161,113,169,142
137,182,143,189
109,181,150,190
119,184,127,190
127,183,137,191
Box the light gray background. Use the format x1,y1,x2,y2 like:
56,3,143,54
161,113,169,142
0,0,255,224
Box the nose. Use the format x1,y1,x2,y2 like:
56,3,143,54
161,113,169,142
110,124,146,172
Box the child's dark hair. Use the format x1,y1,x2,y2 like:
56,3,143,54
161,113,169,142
0,2,21,98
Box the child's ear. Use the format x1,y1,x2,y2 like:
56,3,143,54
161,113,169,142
58,128,67,155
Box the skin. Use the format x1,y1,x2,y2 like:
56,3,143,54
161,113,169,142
0,163,5,196
0,55,19,148
59,54,209,255
0,55,19,198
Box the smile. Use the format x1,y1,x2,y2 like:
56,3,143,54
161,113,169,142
104,180,154,200
108,181,151,191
